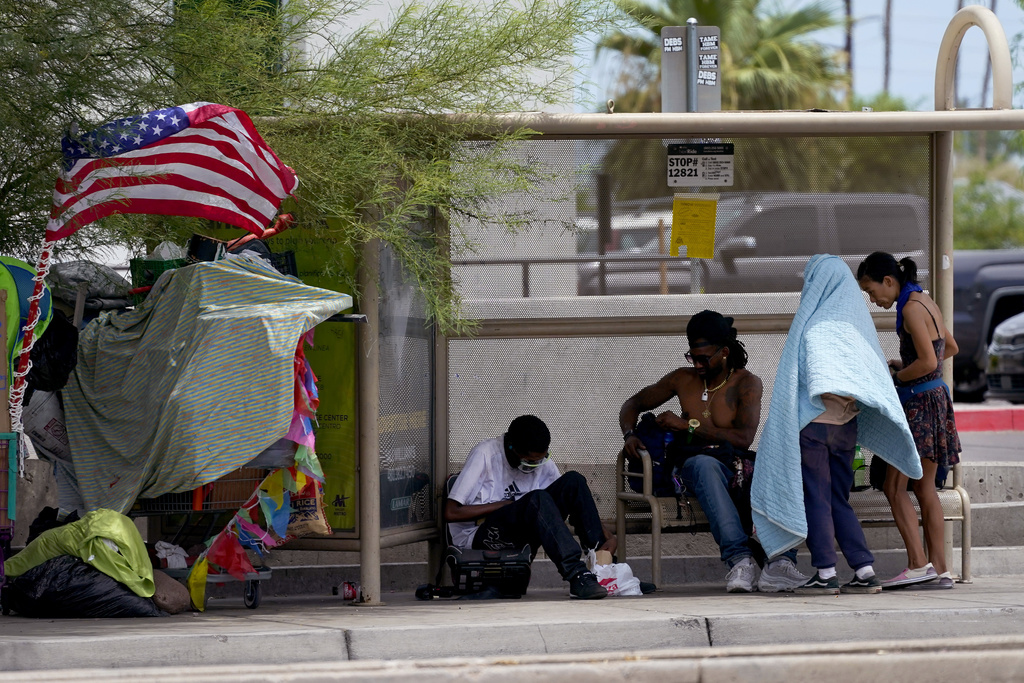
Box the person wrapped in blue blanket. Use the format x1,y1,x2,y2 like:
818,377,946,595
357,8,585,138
619,310,808,593
752,255,921,595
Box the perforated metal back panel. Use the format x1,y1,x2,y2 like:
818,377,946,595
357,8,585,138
377,245,434,529
447,135,931,519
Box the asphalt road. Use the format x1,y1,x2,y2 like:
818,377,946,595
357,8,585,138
959,429,1024,462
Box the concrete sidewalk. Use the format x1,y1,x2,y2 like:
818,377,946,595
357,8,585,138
3,577,1024,673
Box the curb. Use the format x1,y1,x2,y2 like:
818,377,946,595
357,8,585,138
954,405,1024,431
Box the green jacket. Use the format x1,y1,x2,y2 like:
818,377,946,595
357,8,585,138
3,509,154,597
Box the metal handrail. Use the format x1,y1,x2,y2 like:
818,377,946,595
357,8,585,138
452,254,686,297
453,255,683,266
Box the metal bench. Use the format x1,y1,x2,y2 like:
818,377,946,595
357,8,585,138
614,449,971,586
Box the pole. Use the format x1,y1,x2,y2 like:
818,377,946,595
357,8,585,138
596,173,611,296
357,238,383,604
686,18,698,114
683,18,704,294
658,218,668,294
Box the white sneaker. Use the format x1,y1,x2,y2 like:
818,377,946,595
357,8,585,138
725,556,758,593
756,558,809,593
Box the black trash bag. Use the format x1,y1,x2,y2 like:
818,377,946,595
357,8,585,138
25,309,78,393
26,507,80,545
869,456,949,491
1,555,166,618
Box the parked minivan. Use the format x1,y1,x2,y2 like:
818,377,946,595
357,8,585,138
576,192,929,295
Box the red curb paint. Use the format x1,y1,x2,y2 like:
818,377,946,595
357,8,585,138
954,406,1024,432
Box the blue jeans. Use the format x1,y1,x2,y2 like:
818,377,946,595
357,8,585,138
679,454,796,567
800,420,874,571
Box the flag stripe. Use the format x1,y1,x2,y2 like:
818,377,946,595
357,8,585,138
53,160,279,220
56,128,290,200
47,102,297,241
54,198,270,239
51,177,270,236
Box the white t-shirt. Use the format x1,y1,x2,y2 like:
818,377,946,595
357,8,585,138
447,436,561,549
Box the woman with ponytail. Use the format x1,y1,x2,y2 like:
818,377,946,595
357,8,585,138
857,252,960,590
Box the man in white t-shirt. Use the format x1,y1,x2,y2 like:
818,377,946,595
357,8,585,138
446,415,613,600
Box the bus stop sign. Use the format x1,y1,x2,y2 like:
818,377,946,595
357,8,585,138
667,143,734,187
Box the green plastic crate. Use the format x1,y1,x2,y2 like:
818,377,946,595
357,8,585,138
129,257,187,304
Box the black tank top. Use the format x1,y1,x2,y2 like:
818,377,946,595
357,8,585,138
898,300,945,386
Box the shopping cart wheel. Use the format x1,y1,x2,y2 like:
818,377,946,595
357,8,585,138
244,580,261,609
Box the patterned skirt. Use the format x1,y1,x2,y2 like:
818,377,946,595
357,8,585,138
904,386,962,468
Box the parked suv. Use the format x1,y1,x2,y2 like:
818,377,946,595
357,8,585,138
986,311,1024,403
576,192,929,295
952,249,1024,401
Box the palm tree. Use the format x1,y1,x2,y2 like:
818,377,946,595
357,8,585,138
845,0,853,106
883,0,891,93
596,0,846,112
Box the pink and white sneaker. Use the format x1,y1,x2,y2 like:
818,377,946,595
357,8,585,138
881,563,938,589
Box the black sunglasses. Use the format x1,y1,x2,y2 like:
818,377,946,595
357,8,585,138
685,346,724,365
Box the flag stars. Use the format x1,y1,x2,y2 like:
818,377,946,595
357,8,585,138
133,136,143,145
170,115,181,126
152,126,163,136
155,112,167,121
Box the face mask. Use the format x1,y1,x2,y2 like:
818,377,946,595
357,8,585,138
517,455,549,474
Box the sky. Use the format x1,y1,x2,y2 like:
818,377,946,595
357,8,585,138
582,0,1024,111
830,0,1024,109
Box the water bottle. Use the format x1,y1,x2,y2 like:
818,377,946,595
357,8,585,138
853,445,865,488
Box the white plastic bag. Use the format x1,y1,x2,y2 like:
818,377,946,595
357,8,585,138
585,549,643,596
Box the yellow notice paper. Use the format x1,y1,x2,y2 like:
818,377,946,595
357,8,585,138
670,194,718,259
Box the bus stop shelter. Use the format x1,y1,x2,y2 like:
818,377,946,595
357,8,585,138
294,6,1024,605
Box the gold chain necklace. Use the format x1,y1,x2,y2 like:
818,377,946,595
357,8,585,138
701,369,733,418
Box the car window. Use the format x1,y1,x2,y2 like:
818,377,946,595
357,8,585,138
577,231,597,252
836,204,922,254
738,206,818,257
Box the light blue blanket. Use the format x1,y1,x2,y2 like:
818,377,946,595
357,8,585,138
750,254,922,558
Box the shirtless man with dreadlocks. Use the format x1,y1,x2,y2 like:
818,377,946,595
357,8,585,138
618,310,808,593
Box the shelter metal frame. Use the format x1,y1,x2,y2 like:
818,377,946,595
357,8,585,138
294,6,1018,605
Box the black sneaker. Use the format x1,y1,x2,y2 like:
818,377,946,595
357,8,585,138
569,571,608,600
841,574,882,594
795,572,840,595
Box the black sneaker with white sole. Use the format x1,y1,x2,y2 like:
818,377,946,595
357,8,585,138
841,574,882,594
569,571,608,599
795,572,840,595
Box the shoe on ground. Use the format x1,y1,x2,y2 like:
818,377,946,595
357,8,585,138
757,558,809,593
881,564,938,590
912,573,955,590
795,571,840,595
841,574,882,594
569,571,608,599
639,581,657,594
725,557,758,593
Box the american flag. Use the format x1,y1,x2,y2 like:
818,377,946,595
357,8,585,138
47,102,298,241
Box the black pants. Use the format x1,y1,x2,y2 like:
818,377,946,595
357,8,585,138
472,471,603,581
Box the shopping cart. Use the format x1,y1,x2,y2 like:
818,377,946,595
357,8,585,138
132,467,272,609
